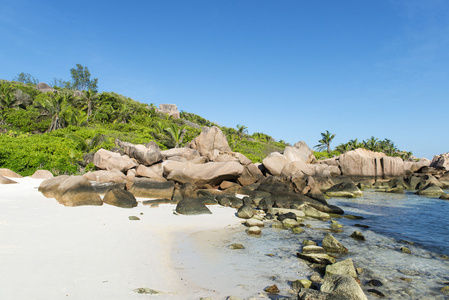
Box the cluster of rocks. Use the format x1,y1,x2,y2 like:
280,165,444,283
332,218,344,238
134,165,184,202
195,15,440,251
155,104,180,119
0,168,53,184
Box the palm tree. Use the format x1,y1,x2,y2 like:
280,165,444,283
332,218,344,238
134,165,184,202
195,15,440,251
347,138,362,150
164,123,187,148
335,143,351,154
236,124,248,138
83,89,98,122
36,92,72,132
0,83,15,125
314,130,336,153
363,136,379,151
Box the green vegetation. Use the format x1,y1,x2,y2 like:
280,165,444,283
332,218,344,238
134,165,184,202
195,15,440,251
1,66,412,176
0,66,289,175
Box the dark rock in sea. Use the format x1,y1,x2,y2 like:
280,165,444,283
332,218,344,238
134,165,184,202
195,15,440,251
265,212,274,220
258,196,273,210
277,212,297,222
264,284,280,294
103,187,137,208
344,214,364,220
296,252,336,265
320,274,368,300
292,279,312,291
322,233,348,253
415,183,445,197
400,247,411,254
129,216,140,220
249,190,271,206
350,231,366,241
440,193,449,200
367,279,383,287
354,224,369,228
325,181,363,198
367,289,386,297
175,197,212,215
237,204,254,219
229,243,245,249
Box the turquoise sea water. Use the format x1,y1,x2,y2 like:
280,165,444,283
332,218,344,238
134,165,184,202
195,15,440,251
176,191,449,299
329,190,449,256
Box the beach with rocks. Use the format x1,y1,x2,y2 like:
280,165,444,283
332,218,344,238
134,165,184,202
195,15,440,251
1,126,449,299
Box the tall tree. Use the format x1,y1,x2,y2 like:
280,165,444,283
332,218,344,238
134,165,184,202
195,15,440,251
14,72,39,85
164,123,187,148
69,64,98,92
314,130,336,153
82,89,98,122
236,124,248,138
36,92,73,131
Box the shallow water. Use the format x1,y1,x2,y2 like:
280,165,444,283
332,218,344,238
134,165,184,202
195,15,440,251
174,191,449,300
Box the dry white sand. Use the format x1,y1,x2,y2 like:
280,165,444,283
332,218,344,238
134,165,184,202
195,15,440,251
0,178,244,300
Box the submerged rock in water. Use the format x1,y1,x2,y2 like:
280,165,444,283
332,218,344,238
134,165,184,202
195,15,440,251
229,243,245,250
325,258,358,279
296,252,336,265
401,247,411,254
292,279,312,291
320,274,368,300
246,226,261,236
322,233,348,253
350,231,366,241
264,284,279,294
237,204,254,219
325,181,363,198
415,183,445,197
367,289,386,298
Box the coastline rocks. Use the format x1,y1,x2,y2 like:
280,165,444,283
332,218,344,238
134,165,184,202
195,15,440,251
281,161,341,177
237,204,254,219
161,147,200,161
188,126,232,161
0,175,18,184
325,182,363,198
135,165,166,182
296,252,336,265
262,152,289,176
38,175,71,198
440,193,449,200
325,258,358,279
338,148,405,178
303,206,331,220
84,170,128,183
54,176,102,206
238,164,264,186
103,187,138,208
128,178,175,199
0,168,23,178
175,197,212,215
283,141,316,164
350,231,366,241
246,226,262,236
30,170,54,179
320,274,368,300
116,140,163,166
165,161,244,187
93,149,137,172
322,233,348,253
415,183,445,197
430,152,449,171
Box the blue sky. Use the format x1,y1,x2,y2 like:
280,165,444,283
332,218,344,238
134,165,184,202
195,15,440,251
1,0,448,159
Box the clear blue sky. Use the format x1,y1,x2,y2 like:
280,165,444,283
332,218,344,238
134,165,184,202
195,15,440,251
1,0,448,159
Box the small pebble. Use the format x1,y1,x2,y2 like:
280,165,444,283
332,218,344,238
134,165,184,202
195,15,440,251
129,216,140,220
264,284,279,294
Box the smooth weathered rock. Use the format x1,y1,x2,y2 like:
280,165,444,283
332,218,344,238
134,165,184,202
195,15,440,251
321,274,368,300
281,161,341,177
282,218,299,228
440,193,449,200
175,197,212,215
302,245,326,254
292,279,312,291
404,158,431,174
326,182,363,198
229,243,245,249
93,149,121,170
237,205,254,219
55,176,103,206
291,141,316,163
156,103,180,119
30,170,53,179
244,218,264,227
246,226,261,236
415,183,445,197
162,147,200,161
298,288,346,300
238,164,264,186
0,175,18,184
116,140,163,166
262,152,289,176
84,170,128,183
322,233,348,253
325,258,358,279
188,126,231,161
128,178,175,199
103,187,137,208
0,168,22,178
38,175,71,198
303,206,331,220
430,152,449,171
36,82,56,93
165,161,244,187
135,165,166,181
296,252,336,265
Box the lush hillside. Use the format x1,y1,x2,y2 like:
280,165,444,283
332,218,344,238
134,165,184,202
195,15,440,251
0,79,287,176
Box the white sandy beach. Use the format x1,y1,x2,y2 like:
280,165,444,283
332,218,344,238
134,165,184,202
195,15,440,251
0,177,247,300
